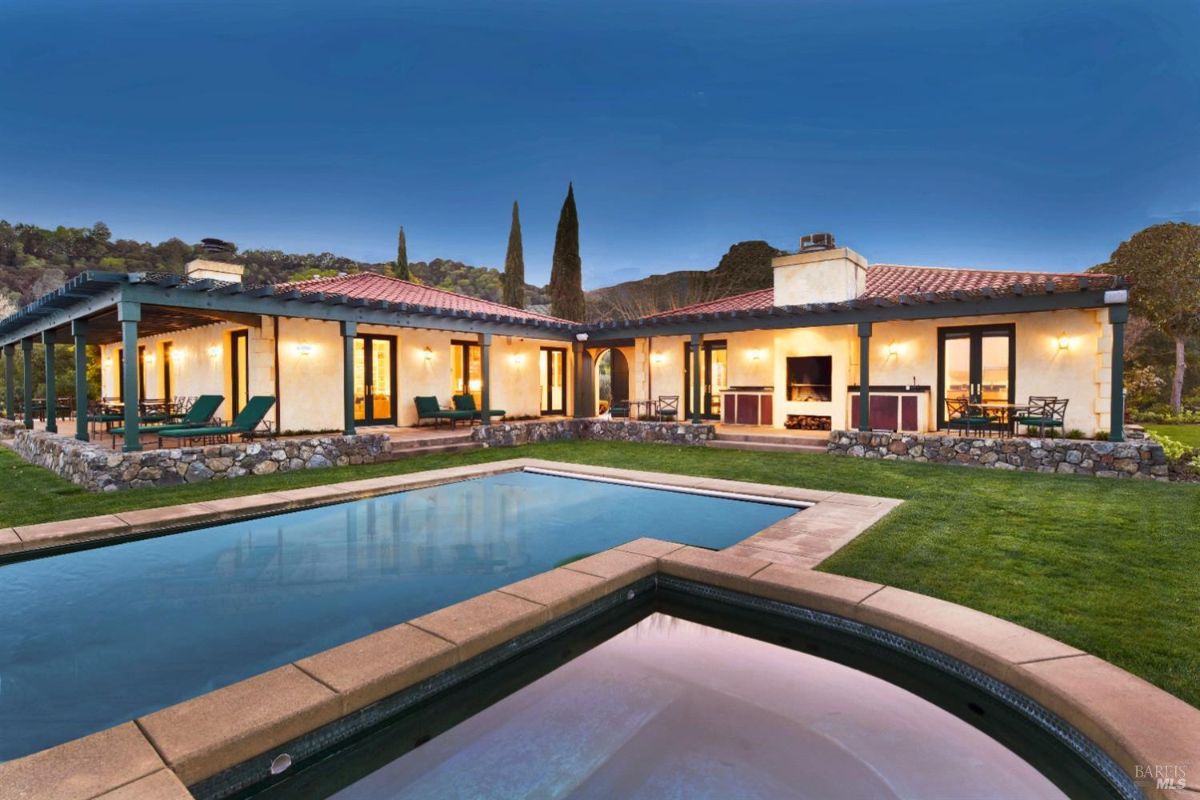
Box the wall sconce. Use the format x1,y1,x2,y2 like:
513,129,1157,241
1056,334,1070,352
650,352,666,365
143,353,156,367
509,353,526,367
885,342,900,359
294,343,314,357
422,346,434,363
748,348,766,362
207,345,221,359
170,348,185,364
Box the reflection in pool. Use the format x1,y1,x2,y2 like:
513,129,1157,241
331,613,1066,800
0,471,795,760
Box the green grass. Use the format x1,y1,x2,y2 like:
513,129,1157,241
1,441,1196,708
1145,423,1200,448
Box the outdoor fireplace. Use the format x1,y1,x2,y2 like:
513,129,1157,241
787,356,832,402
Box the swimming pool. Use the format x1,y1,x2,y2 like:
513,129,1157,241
0,470,795,761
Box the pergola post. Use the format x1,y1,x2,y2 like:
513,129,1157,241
857,322,871,432
689,333,701,424
341,321,357,436
72,320,89,442
3,344,14,421
42,330,58,434
479,332,492,426
118,301,142,452
22,338,34,430
1109,304,1127,443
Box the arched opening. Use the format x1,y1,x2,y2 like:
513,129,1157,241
594,348,629,415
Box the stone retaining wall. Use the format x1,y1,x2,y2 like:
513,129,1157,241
473,419,716,448
827,430,1170,480
3,427,390,492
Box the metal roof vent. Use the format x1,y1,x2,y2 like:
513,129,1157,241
799,232,835,252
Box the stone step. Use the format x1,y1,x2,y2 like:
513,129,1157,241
378,441,484,461
707,440,827,454
713,432,827,447
386,434,475,449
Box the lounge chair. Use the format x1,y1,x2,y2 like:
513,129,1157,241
414,396,474,429
452,394,505,423
157,396,275,448
110,395,224,448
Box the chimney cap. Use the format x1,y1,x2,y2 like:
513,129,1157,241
199,237,236,255
799,232,836,252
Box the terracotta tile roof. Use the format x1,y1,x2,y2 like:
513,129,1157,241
648,264,1117,319
274,271,570,324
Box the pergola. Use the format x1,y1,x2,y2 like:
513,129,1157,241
0,272,577,451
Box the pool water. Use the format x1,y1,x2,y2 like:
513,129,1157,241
321,613,1067,800
0,471,794,760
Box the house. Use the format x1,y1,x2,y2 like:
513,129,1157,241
0,235,1130,451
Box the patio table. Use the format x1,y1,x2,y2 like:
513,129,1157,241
968,402,1029,437
629,399,658,420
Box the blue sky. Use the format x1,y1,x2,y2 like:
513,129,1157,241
2,0,1197,288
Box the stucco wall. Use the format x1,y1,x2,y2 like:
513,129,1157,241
628,309,1113,435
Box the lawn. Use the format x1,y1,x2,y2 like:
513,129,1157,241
1145,423,1200,448
1,441,1196,709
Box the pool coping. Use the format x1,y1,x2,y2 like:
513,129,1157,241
0,458,900,569
2,541,1196,800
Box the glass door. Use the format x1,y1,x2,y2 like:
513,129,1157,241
354,335,396,425
230,330,249,417
683,340,727,419
937,325,1015,428
540,348,567,415
451,341,482,406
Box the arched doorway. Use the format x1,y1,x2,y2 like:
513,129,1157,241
594,348,629,414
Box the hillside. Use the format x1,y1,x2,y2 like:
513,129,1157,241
0,219,777,322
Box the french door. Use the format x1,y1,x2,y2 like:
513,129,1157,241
353,335,396,425
682,340,728,419
451,341,482,406
540,348,567,415
230,330,249,417
937,324,1015,428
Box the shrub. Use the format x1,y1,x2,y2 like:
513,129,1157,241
1065,429,1086,439
1093,430,1110,441
1152,432,1196,464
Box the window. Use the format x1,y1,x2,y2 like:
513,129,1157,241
231,330,249,417
162,342,173,401
540,348,567,414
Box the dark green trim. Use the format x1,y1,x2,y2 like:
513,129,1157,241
857,322,871,432
3,344,14,421
689,334,701,425
480,332,492,427
118,300,142,452
41,330,57,434
1109,304,1127,442
340,321,357,436
935,323,1016,430
21,338,33,429
586,289,1115,342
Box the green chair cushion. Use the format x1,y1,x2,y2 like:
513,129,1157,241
435,410,475,420
414,396,442,416
159,425,234,439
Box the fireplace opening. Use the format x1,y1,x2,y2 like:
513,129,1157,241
787,356,832,402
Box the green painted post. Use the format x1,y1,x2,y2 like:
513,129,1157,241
580,346,595,417
479,332,492,426
72,320,89,442
690,334,701,424
341,321,357,436
571,341,585,417
3,344,13,420
22,338,34,430
42,330,57,434
858,322,871,432
1109,304,1127,443
118,301,142,452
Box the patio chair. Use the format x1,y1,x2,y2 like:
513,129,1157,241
157,396,276,448
944,397,991,436
657,395,679,421
1014,396,1054,435
1018,397,1068,437
86,401,124,433
609,398,630,419
110,394,224,448
452,394,506,423
414,396,474,429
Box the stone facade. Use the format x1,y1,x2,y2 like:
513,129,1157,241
2,427,389,492
473,419,716,448
827,430,1170,480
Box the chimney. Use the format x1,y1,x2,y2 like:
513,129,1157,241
185,259,244,284
772,233,866,306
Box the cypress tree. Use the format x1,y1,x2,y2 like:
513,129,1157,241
502,201,525,308
393,226,411,281
549,183,585,321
